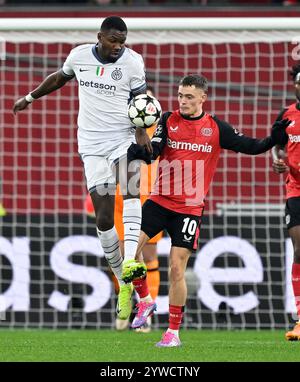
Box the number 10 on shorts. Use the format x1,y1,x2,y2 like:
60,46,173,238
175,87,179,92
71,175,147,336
182,217,198,235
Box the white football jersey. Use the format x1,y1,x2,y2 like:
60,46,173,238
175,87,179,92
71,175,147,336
62,44,146,156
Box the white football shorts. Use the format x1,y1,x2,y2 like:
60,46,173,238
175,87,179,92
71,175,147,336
82,139,134,192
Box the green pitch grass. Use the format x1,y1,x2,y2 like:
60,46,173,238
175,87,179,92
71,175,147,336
0,329,299,362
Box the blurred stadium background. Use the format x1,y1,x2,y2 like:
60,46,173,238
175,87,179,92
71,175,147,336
0,1,300,335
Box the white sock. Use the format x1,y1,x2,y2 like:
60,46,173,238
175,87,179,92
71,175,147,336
97,226,124,285
123,198,141,262
140,294,153,303
167,328,179,337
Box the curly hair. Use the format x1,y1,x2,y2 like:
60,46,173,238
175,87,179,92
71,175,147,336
100,16,127,33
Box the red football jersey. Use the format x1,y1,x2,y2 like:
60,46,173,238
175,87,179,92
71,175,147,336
150,110,274,215
151,111,220,215
281,103,300,199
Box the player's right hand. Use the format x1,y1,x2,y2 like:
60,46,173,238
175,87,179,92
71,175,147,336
13,97,30,115
127,143,152,164
272,159,288,174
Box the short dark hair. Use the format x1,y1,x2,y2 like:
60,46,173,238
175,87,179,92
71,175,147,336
179,74,208,93
290,63,300,81
100,16,127,33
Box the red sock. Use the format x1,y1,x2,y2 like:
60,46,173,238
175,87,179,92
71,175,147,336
292,263,300,318
169,304,184,330
133,277,149,299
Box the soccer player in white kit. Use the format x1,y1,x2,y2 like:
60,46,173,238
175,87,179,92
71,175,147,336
13,16,151,322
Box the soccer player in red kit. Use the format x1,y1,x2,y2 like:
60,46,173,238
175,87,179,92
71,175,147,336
272,64,300,341
124,74,289,347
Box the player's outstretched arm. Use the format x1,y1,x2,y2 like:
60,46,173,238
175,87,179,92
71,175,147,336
13,70,71,115
216,116,290,155
270,118,290,146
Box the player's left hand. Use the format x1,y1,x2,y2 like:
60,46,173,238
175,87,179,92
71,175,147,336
135,127,153,154
271,118,290,145
272,158,288,174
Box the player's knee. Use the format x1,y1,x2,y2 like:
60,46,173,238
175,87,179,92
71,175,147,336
169,263,185,283
95,212,114,231
142,244,157,262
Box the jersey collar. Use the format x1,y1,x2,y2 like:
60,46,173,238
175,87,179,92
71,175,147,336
179,111,205,120
92,44,125,64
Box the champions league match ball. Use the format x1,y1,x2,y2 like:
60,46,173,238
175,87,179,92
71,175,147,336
128,94,162,128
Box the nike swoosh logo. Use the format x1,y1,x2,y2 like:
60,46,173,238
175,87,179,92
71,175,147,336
79,68,89,72
129,228,139,231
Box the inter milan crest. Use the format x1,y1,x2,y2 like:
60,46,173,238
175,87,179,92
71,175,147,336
111,68,122,81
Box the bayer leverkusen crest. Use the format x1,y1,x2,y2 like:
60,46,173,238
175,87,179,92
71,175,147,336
201,127,213,137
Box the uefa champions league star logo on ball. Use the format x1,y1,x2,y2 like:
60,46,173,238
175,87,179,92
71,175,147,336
128,94,162,129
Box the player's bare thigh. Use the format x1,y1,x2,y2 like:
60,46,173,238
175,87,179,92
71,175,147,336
116,157,141,199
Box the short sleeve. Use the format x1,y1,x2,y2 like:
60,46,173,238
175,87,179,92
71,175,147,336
130,53,146,95
61,50,75,78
